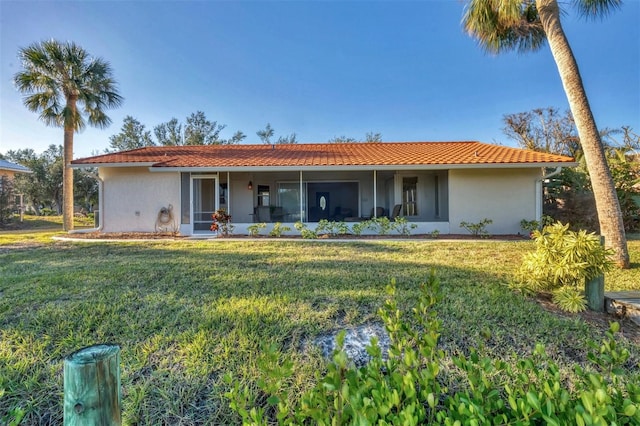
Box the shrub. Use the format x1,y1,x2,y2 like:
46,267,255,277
247,222,266,237
315,219,349,237
514,222,613,312
210,208,234,236
269,222,291,238
226,273,640,425
391,217,418,235
520,218,540,235
459,218,493,237
294,221,317,239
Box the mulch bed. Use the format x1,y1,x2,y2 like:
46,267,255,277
62,232,529,241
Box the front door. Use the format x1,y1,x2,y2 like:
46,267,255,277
192,176,218,233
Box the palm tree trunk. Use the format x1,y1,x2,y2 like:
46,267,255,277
63,99,76,232
536,0,629,268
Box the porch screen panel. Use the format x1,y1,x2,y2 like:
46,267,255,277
403,177,418,216
278,182,306,222
181,173,190,224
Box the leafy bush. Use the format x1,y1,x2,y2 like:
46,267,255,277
226,273,640,425
520,218,540,234
391,217,418,235
315,219,349,237
294,221,317,239
247,223,266,237
210,208,234,236
460,218,493,237
40,208,57,216
269,222,291,238
514,222,613,312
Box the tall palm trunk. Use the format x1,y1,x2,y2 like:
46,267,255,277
536,0,629,268
63,96,77,231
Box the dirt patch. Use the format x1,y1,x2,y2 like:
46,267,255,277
535,292,640,344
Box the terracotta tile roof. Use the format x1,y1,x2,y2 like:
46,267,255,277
71,141,575,169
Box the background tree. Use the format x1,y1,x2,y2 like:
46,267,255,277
0,175,16,224
328,132,383,143
256,123,275,144
328,135,358,143
463,0,629,267
14,40,122,231
183,111,246,145
365,132,383,143
6,146,64,215
503,107,579,156
154,118,183,146
108,115,155,152
74,167,99,212
256,123,297,144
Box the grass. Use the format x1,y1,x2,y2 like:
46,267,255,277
1,229,640,424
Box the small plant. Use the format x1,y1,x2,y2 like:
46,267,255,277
552,286,588,313
210,208,234,236
368,216,393,235
350,220,376,236
294,221,317,239
269,222,291,238
459,218,493,237
391,216,418,235
430,229,440,239
514,221,613,312
519,218,540,235
247,222,266,237
315,219,349,237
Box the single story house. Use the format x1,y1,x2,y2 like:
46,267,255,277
0,159,31,181
70,141,575,236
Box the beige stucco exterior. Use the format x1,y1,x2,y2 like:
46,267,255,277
0,169,18,181
448,168,540,235
95,165,543,236
100,167,180,233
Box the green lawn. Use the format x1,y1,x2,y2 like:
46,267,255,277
1,234,640,424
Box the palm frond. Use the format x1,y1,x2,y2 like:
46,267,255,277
14,39,122,132
463,0,546,54
574,0,622,20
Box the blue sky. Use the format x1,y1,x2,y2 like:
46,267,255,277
1,0,638,159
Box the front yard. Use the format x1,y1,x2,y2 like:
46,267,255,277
1,235,640,424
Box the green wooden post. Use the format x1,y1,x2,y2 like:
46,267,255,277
585,235,605,312
64,344,121,426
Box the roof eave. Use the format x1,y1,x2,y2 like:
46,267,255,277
146,162,577,173
70,162,157,169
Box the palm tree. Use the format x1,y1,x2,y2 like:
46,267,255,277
463,0,629,268
14,40,122,231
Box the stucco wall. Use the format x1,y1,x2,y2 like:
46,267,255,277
0,170,18,181
448,168,540,235
100,168,180,233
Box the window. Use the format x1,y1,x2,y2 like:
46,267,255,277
181,173,190,224
257,185,270,206
403,177,418,216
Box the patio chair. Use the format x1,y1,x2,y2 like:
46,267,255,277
390,204,402,219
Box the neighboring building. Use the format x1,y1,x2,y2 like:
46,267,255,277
0,159,31,221
70,141,575,236
0,159,31,181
